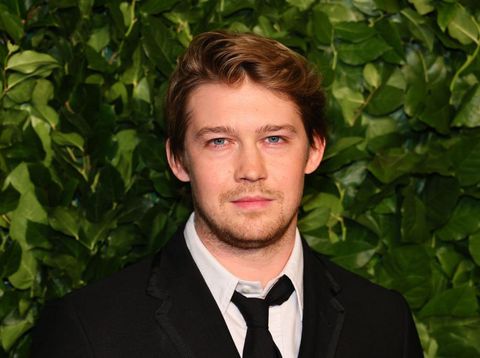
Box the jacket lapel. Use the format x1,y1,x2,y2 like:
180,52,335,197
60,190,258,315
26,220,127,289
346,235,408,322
146,231,240,358
299,240,345,358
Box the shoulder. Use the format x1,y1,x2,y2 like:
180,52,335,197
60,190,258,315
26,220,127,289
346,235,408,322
315,251,411,320
31,255,161,357
303,243,412,323
318,252,402,302
45,253,159,320
304,244,396,296
68,255,155,304
309,251,423,357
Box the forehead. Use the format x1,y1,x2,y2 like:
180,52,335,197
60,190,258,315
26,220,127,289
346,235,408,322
185,80,302,132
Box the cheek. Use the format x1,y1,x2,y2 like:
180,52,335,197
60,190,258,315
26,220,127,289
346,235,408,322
269,157,306,183
270,165,305,202
188,161,231,197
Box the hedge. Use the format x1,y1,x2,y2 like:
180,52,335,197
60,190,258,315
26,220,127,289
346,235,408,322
0,0,479,356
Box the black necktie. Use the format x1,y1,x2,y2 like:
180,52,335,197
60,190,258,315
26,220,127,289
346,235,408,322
231,275,295,358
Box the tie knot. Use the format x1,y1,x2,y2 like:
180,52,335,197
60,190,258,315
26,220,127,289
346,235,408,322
231,275,294,329
231,296,269,328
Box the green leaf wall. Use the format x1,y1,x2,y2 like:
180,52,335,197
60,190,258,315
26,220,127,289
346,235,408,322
1,0,479,356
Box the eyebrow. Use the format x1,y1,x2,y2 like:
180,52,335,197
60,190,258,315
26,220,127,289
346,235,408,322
194,124,298,139
255,124,298,134
194,126,236,139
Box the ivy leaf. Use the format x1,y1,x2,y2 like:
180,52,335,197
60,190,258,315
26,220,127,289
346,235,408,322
49,207,81,240
0,185,20,214
447,4,479,45
469,232,480,266
51,131,85,151
401,8,434,51
377,245,432,309
0,240,21,277
314,3,360,23
368,149,421,183
452,260,475,288
420,286,479,318
373,0,400,13
366,85,404,115
338,36,390,65
418,100,451,135
31,116,53,166
429,317,480,357
452,85,480,128
141,16,177,77
311,9,332,45
8,249,37,290
363,63,381,89
408,0,434,15
352,0,379,16
437,2,456,32
401,186,429,243
133,77,151,103
436,246,463,278
140,0,180,14
286,0,314,11
78,0,94,17
85,45,112,73
87,26,110,52
330,241,377,270
32,79,54,105
425,176,460,229
33,104,59,128
375,18,403,60
6,51,58,74
332,81,364,125
298,207,330,232
5,78,35,103
436,197,480,242
0,4,24,43
111,129,140,188
450,137,480,186
0,310,34,351
334,22,375,43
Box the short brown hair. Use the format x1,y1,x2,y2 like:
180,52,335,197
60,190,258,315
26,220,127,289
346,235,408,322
165,31,326,160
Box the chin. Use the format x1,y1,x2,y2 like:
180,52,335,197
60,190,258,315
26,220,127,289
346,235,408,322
199,215,295,251
218,231,283,250
193,193,300,247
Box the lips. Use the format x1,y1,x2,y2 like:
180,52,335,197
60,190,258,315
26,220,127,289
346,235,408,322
231,196,273,209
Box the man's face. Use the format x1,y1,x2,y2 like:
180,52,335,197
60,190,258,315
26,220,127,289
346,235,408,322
167,79,324,249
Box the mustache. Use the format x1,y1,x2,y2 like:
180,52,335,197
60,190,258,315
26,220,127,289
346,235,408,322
219,184,284,202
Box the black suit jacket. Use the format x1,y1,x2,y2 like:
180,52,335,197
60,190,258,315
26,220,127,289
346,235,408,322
31,230,423,357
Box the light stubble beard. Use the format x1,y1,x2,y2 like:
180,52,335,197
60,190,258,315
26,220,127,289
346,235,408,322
192,185,298,250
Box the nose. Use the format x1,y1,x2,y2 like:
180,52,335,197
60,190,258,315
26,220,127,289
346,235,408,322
234,142,267,183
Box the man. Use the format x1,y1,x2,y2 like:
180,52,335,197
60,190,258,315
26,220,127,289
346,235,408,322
32,31,423,357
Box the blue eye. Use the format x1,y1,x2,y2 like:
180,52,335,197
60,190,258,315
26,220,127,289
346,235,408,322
212,138,226,145
267,136,281,143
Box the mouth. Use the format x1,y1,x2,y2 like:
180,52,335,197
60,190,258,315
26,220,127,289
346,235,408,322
230,196,274,209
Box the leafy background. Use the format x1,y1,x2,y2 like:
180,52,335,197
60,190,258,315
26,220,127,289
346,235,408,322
0,0,479,356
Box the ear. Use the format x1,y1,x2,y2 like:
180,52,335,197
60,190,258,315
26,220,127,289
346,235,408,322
166,139,191,182
304,134,325,174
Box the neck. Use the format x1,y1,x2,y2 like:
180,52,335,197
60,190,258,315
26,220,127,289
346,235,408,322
195,220,297,287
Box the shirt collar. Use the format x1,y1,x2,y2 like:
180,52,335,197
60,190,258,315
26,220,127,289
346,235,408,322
184,212,304,318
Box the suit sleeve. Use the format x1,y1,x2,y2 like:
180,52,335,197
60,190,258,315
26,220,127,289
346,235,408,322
31,299,94,357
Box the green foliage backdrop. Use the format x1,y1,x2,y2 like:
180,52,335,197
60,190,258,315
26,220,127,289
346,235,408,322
0,0,479,356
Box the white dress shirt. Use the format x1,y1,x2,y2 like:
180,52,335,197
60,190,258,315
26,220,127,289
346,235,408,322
184,213,304,358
